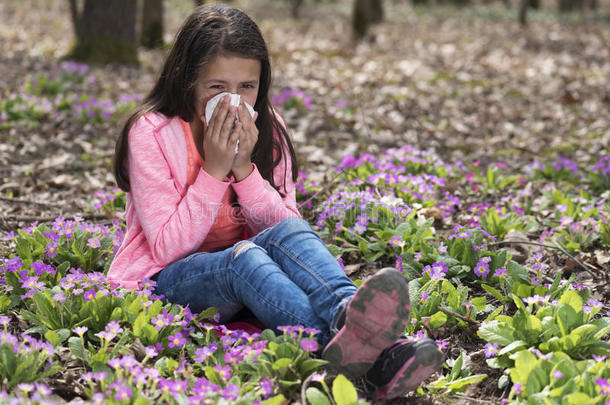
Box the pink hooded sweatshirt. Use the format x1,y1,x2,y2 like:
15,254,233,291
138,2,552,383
107,112,301,289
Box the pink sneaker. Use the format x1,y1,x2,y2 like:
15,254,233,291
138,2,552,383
362,337,444,400
322,268,411,378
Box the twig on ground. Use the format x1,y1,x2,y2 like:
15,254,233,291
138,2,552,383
487,239,599,274
550,238,598,274
438,306,479,327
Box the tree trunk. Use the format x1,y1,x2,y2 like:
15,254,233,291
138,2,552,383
352,0,384,39
142,0,164,49
292,0,305,18
558,0,578,12
68,0,138,64
519,0,529,25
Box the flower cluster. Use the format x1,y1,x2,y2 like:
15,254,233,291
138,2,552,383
272,88,313,111
295,172,320,210
473,256,491,277
2,61,142,127
422,262,448,281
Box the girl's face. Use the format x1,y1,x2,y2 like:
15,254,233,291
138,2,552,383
193,54,261,123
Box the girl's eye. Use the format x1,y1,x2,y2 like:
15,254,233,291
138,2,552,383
242,84,255,89
210,85,223,89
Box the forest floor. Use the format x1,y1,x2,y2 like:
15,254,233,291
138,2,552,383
1,0,609,230
0,0,609,403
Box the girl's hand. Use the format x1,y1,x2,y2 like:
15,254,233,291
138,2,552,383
231,100,259,181
201,95,240,181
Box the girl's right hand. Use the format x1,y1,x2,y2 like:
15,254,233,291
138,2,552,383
201,95,241,181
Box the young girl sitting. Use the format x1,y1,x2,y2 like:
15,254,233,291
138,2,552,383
109,4,442,400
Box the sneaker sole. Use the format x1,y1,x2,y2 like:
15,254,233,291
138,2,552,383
372,339,444,400
322,268,411,378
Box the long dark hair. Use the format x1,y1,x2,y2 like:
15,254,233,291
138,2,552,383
113,4,298,194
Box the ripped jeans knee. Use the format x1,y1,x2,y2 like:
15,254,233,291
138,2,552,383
233,241,260,259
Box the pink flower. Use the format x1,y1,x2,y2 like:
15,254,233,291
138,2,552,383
493,267,507,278
300,339,318,352
422,262,448,280
194,342,218,362
87,237,100,248
83,289,96,301
484,342,499,358
420,291,429,303
474,260,490,277
168,333,186,348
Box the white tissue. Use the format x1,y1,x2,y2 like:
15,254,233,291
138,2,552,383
204,92,255,125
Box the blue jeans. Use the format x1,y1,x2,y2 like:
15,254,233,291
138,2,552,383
152,217,357,347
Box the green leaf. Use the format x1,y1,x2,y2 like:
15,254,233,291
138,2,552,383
481,284,505,303
446,374,487,391
55,329,71,345
126,296,143,315
498,340,527,356
486,355,514,370
68,336,89,364
276,343,296,358
558,290,583,313
332,374,358,405
592,317,610,339
525,365,549,397
133,313,148,337
272,358,292,370
450,352,464,381
195,306,219,321
44,330,59,347
513,309,542,345
261,394,285,405
563,393,593,405
477,320,515,346
498,374,510,389
509,350,538,385
484,306,504,323
0,295,11,312
442,280,460,309
472,296,486,311
306,387,332,405
204,366,224,386
277,379,300,390
299,359,328,375
507,261,530,284
260,329,277,343
429,311,447,328
556,305,580,337
492,250,507,269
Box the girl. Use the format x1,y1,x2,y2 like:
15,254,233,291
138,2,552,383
109,4,442,400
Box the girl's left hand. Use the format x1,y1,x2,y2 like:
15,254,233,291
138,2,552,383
231,101,259,181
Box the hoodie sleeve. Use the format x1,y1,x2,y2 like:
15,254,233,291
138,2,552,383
231,114,301,234
128,116,231,266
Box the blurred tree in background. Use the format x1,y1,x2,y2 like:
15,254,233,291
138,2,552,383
353,0,384,38
142,0,164,49
63,0,606,64
67,0,138,64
